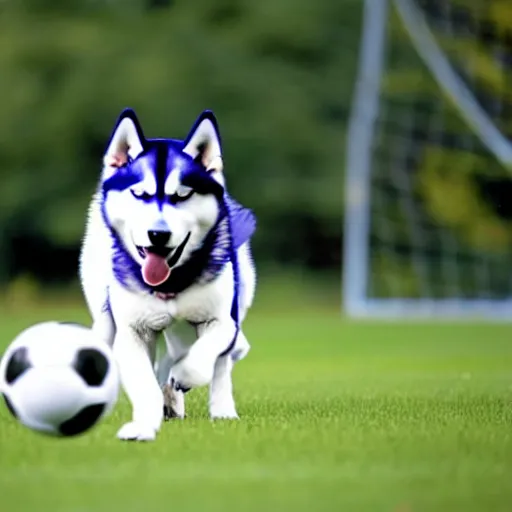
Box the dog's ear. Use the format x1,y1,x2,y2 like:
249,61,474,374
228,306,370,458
103,108,146,171
182,110,223,176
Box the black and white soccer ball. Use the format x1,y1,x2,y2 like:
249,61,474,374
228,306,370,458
0,321,120,437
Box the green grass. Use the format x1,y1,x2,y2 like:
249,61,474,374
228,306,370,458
0,278,511,511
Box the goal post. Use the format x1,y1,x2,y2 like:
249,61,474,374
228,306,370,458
343,0,512,320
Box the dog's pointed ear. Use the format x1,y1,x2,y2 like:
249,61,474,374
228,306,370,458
103,108,146,170
182,110,223,175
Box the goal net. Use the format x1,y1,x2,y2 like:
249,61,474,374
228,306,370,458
343,0,512,319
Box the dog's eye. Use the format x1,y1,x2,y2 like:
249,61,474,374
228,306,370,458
131,188,153,201
167,185,194,203
175,185,193,198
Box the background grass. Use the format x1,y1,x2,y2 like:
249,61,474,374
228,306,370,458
0,274,511,512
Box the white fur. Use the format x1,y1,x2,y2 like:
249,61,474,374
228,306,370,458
132,173,157,196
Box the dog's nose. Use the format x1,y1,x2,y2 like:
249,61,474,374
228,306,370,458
148,230,171,247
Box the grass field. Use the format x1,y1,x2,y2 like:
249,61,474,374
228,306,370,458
0,275,511,511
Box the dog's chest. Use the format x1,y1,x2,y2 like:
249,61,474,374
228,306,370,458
113,264,232,332
132,289,221,334
171,276,229,324
172,295,217,324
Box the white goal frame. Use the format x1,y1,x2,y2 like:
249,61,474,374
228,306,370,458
342,0,512,320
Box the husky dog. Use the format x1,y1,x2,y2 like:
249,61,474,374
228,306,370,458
79,108,256,441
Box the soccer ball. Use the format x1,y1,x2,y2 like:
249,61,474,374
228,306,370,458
0,321,120,437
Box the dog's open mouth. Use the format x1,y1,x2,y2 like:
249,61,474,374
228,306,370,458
137,232,191,287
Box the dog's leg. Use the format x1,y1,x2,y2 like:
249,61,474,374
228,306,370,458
155,351,173,387
162,384,185,420
161,324,195,419
230,329,251,363
114,328,163,442
169,319,237,391
209,354,239,419
209,330,250,419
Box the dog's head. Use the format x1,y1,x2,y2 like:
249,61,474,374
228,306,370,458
101,108,226,287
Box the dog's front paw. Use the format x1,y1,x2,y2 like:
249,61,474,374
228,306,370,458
116,421,157,442
170,351,215,390
210,401,239,420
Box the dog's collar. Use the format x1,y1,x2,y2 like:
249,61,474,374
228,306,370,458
153,291,176,301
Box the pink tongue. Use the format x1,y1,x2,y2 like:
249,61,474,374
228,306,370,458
142,252,171,286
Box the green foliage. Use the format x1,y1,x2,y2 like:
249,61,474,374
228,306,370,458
0,0,362,278
418,147,512,252
383,1,512,262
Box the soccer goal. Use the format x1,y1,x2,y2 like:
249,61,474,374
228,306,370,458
343,0,512,320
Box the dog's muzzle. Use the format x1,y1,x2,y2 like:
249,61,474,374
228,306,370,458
137,232,191,287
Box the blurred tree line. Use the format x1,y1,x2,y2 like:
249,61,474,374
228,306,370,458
0,0,363,285
2,0,511,295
